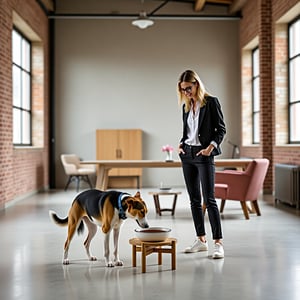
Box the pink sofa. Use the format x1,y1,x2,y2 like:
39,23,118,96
212,158,270,219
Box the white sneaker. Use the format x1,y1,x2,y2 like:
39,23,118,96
184,239,208,253
212,242,224,259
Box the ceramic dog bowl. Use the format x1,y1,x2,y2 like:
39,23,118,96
134,227,171,242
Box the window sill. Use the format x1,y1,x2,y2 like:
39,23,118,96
13,146,44,150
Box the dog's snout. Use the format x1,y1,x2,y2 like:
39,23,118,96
136,218,149,228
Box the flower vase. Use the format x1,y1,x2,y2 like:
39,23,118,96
166,151,173,162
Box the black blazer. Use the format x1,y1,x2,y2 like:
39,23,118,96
180,96,226,156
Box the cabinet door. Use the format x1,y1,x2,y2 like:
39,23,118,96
96,129,119,176
96,129,142,177
118,130,142,176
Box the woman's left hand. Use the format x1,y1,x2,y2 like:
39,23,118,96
197,146,213,156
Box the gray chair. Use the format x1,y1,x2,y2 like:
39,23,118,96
61,154,96,192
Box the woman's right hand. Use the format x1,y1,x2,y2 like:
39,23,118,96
178,144,185,155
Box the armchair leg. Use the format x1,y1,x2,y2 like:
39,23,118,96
64,176,73,191
240,202,250,219
85,175,93,189
75,176,80,192
251,200,261,216
220,200,226,213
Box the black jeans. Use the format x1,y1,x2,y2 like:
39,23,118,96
179,144,223,240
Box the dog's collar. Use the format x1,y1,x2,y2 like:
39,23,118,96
118,193,129,220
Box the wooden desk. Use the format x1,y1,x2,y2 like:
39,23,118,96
81,159,252,190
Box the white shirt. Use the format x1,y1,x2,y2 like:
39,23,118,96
185,101,201,146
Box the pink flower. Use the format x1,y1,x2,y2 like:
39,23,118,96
162,144,174,152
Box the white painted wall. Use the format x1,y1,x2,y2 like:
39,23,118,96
54,18,241,188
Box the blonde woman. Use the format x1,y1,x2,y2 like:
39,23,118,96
177,70,226,258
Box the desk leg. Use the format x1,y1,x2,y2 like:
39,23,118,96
102,169,109,190
95,165,102,190
96,166,110,190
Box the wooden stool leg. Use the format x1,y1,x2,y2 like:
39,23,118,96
158,247,162,265
142,243,146,273
171,240,176,270
132,245,137,267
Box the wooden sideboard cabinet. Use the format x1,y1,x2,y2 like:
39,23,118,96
96,129,142,188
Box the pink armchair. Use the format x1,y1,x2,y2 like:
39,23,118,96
212,158,270,219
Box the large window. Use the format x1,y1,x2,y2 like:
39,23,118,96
289,17,300,143
252,47,260,144
12,29,32,146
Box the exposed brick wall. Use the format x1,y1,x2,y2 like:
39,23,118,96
0,0,49,208
240,0,300,193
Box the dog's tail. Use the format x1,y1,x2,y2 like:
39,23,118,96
49,210,68,226
49,210,85,235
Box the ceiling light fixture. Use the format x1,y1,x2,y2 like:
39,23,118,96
132,10,154,29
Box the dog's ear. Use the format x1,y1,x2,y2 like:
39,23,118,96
134,191,141,198
125,198,143,208
125,198,134,208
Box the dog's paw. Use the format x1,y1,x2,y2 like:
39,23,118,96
89,256,97,261
63,259,70,265
106,261,115,268
114,260,124,267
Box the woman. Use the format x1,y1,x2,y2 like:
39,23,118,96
177,70,226,259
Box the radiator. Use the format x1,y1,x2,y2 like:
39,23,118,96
275,164,300,209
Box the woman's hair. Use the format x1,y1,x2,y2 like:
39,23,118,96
177,70,210,112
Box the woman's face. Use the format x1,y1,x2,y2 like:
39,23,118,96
180,81,197,99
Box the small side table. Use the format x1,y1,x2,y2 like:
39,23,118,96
129,238,177,273
149,191,181,216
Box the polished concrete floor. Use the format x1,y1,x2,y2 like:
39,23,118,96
0,187,299,300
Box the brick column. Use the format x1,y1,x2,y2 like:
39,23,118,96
259,0,274,193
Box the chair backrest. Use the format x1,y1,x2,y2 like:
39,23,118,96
61,154,81,175
244,158,270,200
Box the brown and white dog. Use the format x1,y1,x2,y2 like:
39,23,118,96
49,189,149,266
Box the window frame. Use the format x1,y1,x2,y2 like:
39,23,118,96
252,47,260,144
12,27,32,146
288,16,300,144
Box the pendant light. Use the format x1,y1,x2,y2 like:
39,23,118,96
132,10,154,29
132,0,154,29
